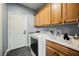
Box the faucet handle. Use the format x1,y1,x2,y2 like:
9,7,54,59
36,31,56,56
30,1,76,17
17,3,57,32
74,33,78,38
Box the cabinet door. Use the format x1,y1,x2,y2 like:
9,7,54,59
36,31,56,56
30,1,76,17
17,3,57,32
62,3,67,24
46,46,63,56
52,3,62,24
44,4,51,26
35,13,40,27
39,9,43,26
35,4,51,27
78,4,79,18
66,3,78,23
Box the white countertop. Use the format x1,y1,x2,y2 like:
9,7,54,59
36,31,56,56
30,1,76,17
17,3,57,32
46,36,79,51
30,33,48,39
30,33,79,51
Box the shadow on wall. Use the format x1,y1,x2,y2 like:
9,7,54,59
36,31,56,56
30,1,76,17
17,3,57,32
36,23,79,36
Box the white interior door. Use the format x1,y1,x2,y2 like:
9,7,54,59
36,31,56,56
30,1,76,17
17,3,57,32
8,13,27,50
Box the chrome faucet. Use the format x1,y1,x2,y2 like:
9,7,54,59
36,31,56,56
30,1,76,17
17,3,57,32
56,32,61,36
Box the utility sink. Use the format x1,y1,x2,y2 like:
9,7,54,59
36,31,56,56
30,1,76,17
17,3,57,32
48,34,79,48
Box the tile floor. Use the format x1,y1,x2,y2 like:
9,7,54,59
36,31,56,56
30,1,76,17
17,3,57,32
6,46,32,56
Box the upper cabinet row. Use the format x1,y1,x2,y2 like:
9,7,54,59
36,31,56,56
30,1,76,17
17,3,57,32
34,3,79,27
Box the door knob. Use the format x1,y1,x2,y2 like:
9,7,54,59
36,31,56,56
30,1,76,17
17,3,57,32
23,30,26,34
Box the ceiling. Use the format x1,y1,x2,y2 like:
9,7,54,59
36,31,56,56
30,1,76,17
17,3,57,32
21,3,45,11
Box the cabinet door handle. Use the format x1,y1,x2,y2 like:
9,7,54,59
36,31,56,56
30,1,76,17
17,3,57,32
59,21,61,23
54,52,59,56
77,18,79,22
64,20,66,23
54,52,57,54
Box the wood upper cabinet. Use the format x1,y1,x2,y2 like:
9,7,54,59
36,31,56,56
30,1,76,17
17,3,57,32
35,4,51,27
35,3,79,27
39,9,43,26
62,3,67,24
52,3,62,24
78,4,79,18
35,12,41,26
64,3,78,23
44,4,51,26
35,12,39,26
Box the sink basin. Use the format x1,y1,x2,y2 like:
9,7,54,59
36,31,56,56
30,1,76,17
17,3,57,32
47,34,79,48
49,35,74,44
49,35,64,40
47,34,79,51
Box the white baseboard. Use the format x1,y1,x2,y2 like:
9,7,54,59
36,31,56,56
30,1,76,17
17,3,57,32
4,49,10,56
